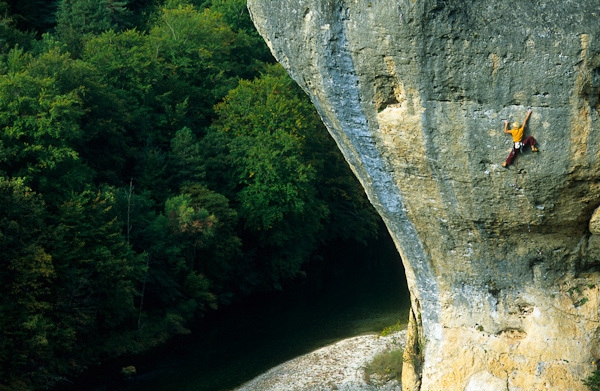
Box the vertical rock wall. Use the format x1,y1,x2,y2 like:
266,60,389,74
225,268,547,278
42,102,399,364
247,1,600,389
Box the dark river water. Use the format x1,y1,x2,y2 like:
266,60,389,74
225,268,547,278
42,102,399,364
64,231,410,391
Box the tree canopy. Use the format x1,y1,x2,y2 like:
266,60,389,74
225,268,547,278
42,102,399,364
0,1,381,389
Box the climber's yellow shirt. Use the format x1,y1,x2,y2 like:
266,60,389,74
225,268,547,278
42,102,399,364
510,126,525,143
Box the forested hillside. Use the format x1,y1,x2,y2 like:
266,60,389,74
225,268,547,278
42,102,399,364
0,1,381,389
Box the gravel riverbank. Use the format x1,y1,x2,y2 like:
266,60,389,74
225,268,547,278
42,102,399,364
235,330,406,391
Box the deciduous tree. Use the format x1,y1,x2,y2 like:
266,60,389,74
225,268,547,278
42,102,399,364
55,0,130,55
0,178,56,389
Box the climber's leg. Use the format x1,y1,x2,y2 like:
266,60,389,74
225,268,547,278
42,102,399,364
503,148,517,167
522,136,538,152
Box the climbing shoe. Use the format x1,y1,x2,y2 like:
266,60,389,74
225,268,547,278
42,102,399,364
532,146,539,152
502,162,508,168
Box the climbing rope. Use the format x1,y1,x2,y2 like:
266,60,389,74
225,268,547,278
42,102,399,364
511,148,543,255
514,150,519,191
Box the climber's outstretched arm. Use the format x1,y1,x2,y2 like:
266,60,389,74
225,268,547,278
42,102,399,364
523,109,532,128
503,120,510,134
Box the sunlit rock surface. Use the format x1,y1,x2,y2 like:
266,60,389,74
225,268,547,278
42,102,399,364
247,1,600,390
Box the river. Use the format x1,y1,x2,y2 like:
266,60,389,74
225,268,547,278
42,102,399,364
61,231,410,391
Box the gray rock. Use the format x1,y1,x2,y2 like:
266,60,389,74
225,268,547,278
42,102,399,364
247,1,600,390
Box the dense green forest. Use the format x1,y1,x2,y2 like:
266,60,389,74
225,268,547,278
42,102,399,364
0,0,381,389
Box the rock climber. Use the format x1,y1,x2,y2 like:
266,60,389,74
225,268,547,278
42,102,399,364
502,108,538,167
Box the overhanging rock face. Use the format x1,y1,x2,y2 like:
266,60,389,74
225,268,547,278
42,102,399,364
247,1,600,389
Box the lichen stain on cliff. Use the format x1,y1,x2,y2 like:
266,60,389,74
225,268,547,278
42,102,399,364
376,77,424,170
490,53,501,88
570,34,600,169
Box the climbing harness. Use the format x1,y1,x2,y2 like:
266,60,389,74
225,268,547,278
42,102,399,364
514,141,523,151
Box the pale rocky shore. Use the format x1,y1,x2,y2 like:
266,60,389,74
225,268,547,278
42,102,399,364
235,330,406,391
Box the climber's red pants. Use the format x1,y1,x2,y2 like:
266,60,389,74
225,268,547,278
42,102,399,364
505,136,537,166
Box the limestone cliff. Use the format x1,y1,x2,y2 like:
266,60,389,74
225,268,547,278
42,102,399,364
247,1,600,390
